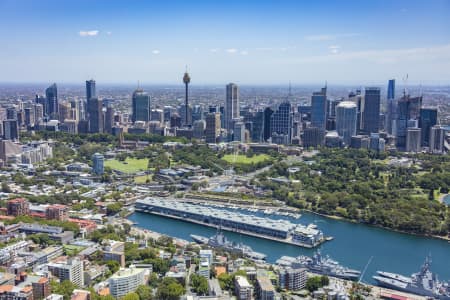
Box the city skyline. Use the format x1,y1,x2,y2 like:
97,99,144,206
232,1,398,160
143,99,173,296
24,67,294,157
0,0,449,85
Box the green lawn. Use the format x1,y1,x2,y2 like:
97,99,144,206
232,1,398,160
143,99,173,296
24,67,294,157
64,245,84,256
221,154,271,164
134,175,153,184
104,158,149,173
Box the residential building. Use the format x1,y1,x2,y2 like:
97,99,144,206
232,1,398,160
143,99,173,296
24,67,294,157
7,198,30,217
108,266,147,299
45,204,68,221
225,83,239,132
234,275,253,300
256,270,275,300
279,267,307,291
32,277,51,300
92,153,104,175
429,125,446,154
45,83,58,118
103,240,125,268
47,257,84,287
406,127,421,153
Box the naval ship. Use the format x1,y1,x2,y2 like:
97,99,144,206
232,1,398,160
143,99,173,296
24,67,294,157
276,251,361,281
373,256,450,299
190,228,267,261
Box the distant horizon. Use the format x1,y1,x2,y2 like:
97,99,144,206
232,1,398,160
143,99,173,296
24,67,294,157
1,0,449,83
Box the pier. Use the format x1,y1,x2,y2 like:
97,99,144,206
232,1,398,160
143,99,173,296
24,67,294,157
135,197,329,248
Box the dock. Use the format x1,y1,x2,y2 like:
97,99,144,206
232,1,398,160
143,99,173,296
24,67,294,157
134,197,330,248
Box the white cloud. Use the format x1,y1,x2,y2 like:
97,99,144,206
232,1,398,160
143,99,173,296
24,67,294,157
329,45,341,54
152,50,160,55
79,30,99,37
106,31,112,35
210,48,220,53
240,50,249,55
226,48,238,54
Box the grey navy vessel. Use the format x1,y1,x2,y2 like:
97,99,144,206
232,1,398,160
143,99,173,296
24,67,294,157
373,256,450,299
190,228,266,260
276,251,361,281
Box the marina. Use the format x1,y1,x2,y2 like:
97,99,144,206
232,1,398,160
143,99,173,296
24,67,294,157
129,206,450,285
135,198,328,248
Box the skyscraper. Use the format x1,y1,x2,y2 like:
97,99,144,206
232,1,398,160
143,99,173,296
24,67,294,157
225,83,239,132
86,79,96,101
205,112,221,143
406,127,421,153
311,86,327,130
131,89,150,123
395,95,422,148
87,97,103,133
270,101,292,145
362,87,381,135
419,108,438,147
104,105,115,134
263,107,274,142
386,79,396,134
183,70,191,126
336,101,357,146
45,83,58,118
429,125,446,154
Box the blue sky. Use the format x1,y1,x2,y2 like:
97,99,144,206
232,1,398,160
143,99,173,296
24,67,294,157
0,0,449,85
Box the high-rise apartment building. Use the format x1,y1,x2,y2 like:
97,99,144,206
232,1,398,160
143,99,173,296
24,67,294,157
225,83,239,132
45,83,58,118
108,266,147,299
386,79,396,134
47,257,84,287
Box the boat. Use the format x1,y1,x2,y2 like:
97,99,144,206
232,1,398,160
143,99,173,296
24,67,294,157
276,251,361,281
373,256,450,299
190,228,267,260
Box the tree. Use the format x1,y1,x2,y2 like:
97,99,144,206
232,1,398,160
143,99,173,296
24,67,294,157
106,260,120,274
50,280,76,300
107,203,123,216
121,292,140,300
136,285,153,300
190,274,208,295
156,278,185,300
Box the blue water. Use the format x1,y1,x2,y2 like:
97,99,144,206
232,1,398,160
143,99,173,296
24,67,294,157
128,207,450,284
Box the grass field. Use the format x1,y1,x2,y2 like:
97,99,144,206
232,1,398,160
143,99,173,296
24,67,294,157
222,154,271,164
105,158,149,173
134,175,152,184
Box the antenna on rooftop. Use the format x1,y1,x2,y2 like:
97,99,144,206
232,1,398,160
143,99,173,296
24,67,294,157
402,74,408,97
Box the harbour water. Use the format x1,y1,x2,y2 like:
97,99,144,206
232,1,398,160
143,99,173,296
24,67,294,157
128,207,450,284
444,194,450,205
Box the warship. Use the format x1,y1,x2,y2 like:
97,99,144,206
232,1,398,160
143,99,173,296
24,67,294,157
190,228,266,260
373,256,450,299
276,251,361,281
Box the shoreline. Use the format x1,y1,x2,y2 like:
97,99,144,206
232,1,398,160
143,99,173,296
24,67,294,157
301,209,450,243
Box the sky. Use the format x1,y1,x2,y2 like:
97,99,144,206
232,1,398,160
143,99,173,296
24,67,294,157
0,0,449,85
